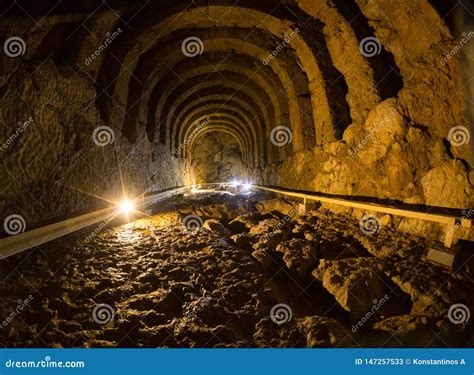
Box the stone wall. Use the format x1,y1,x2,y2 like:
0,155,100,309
0,60,185,230
190,132,244,183
264,97,473,240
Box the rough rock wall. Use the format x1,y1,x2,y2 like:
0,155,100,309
265,96,472,239
0,60,185,229
255,0,473,241
190,132,244,183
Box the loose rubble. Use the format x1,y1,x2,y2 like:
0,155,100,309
0,192,472,348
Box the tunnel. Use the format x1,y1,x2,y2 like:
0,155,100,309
0,0,473,348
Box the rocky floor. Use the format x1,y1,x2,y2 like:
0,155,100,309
0,191,472,348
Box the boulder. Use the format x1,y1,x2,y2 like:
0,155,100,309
203,219,230,237
230,233,256,250
256,199,298,216
252,229,290,251
313,259,392,321
249,218,289,236
276,239,318,280
251,249,275,271
421,160,473,208
297,316,357,347
356,98,406,164
228,212,273,234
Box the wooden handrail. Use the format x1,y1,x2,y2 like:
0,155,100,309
0,187,188,259
252,185,471,248
0,183,470,259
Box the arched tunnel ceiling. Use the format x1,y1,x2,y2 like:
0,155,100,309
7,0,407,166
1,0,466,176
89,0,397,164
147,55,288,142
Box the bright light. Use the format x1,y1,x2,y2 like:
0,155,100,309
230,179,240,188
242,182,252,191
119,199,134,214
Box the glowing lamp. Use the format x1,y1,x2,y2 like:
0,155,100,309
242,182,252,191
119,199,134,214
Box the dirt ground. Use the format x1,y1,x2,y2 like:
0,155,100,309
0,192,472,348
